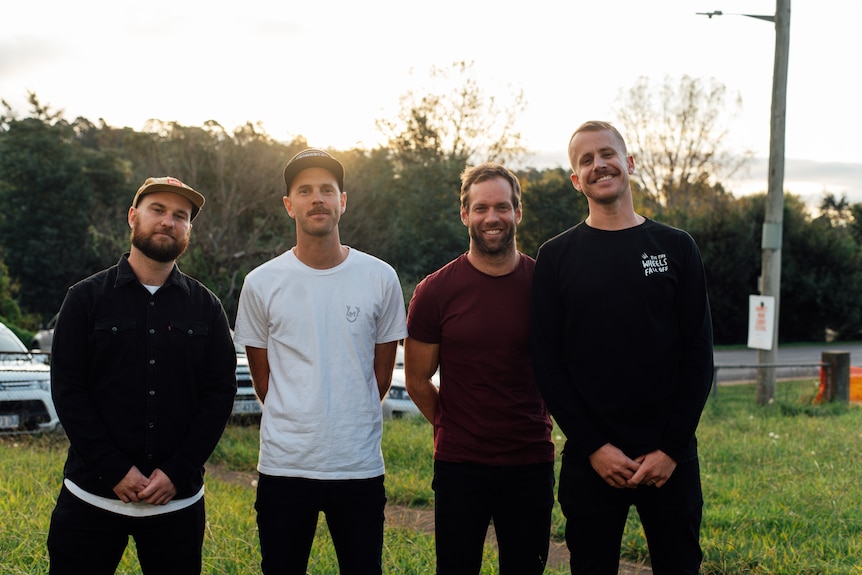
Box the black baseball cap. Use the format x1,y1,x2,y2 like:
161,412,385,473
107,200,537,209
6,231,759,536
282,148,344,193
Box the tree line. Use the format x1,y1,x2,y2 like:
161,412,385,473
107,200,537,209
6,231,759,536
2,73,862,346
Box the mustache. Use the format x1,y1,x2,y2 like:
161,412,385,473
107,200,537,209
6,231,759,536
590,167,619,181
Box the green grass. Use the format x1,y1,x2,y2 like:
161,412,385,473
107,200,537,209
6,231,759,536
3,382,862,574
698,380,862,574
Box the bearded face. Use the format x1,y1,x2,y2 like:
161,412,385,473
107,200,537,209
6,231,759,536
461,176,521,259
468,218,516,256
128,192,193,263
130,221,190,262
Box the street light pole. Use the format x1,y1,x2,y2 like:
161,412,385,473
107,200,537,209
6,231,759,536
757,0,791,405
699,1,791,405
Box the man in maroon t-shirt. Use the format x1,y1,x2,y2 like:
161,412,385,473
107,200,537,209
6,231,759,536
405,162,555,574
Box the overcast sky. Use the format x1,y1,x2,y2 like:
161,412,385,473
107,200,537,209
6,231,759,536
3,0,860,205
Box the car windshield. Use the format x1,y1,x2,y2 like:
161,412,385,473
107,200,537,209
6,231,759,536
0,327,28,353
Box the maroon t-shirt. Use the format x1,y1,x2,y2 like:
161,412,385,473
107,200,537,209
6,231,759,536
407,254,554,465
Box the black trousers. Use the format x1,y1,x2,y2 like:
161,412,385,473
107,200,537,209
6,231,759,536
432,460,556,575
47,485,206,575
558,453,703,575
255,473,386,575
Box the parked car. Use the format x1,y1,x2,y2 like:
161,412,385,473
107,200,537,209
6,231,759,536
0,322,60,434
30,313,57,352
232,342,427,420
5,318,261,432
232,341,261,418
384,366,421,419
382,344,438,419
232,340,431,420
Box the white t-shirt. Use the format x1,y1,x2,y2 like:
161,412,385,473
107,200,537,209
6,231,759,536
65,479,203,517
234,248,407,480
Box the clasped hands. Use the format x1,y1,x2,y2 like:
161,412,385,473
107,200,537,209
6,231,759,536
589,443,676,489
113,466,177,505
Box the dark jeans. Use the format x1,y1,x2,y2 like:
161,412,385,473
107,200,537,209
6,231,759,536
47,485,205,575
255,473,386,575
432,460,555,575
558,453,703,575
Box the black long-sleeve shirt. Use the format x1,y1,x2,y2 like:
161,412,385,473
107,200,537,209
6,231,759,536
530,219,713,463
51,254,237,499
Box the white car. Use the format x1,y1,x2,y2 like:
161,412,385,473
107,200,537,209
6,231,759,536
29,313,57,352
232,341,425,420
383,366,422,419
232,342,261,418
0,322,59,434
382,344,438,419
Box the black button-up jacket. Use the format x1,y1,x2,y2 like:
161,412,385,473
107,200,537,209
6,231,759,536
51,255,237,500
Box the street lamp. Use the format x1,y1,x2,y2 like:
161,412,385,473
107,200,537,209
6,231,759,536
697,10,776,23
700,1,791,405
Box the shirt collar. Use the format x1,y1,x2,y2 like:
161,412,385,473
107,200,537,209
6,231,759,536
114,253,191,296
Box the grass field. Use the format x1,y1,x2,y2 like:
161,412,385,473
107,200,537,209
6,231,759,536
2,379,861,574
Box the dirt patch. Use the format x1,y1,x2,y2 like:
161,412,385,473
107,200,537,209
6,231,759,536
206,464,257,488
384,504,651,574
205,463,652,574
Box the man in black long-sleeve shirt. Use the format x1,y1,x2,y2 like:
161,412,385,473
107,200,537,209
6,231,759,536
531,122,713,575
47,177,237,575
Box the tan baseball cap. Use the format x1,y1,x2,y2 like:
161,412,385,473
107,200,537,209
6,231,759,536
132,177,206,220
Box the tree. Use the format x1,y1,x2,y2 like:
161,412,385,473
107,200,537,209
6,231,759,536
336,148,400,260
613,75,753,207
377,61,528,290
681,188,762,345
118,120,304,320
691,191,862,344
780,195,862,341
848,204,862,247
382,146,466,287
818,192,851,227
518,168,589,257
377,61,528,167
0,95,127,319
0,258,26,327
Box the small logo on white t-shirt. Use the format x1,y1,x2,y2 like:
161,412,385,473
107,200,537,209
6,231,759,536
346,306,361,322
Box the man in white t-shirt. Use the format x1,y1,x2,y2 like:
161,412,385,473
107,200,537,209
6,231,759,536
233,148,407,574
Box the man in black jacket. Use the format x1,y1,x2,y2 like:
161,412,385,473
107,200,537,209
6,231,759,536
47,177,237,575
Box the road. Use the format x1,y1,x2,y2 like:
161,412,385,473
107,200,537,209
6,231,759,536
713,343,862,383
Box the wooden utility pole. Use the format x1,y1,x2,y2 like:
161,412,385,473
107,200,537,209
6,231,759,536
755,0,791,405
699,3,791,404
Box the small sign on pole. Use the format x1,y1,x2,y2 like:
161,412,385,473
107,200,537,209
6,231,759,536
747,295,775,350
